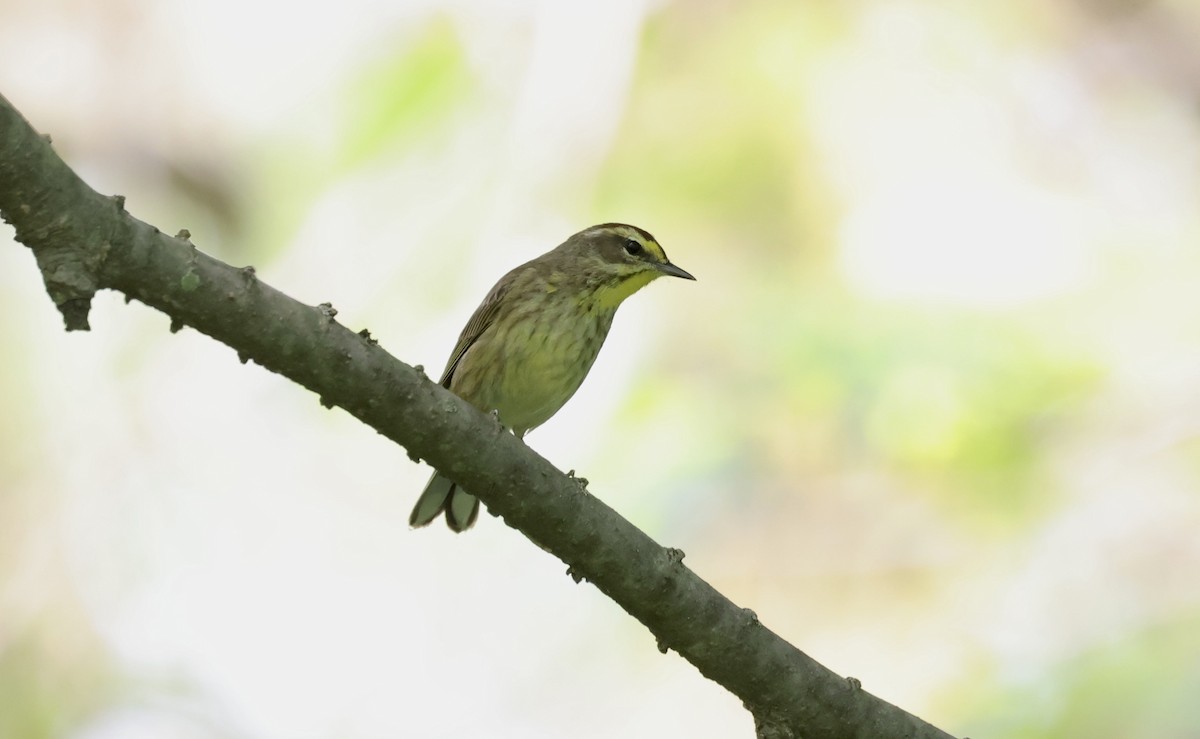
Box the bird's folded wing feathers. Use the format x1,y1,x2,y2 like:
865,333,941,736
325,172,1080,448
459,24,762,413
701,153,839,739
438,275,515,387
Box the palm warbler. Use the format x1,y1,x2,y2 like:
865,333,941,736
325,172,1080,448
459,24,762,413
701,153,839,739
409,223,695,532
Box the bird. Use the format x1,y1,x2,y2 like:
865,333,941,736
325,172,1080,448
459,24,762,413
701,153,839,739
409,223,695,532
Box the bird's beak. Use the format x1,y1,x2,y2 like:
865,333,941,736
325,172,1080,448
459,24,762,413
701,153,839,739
656,261,696,281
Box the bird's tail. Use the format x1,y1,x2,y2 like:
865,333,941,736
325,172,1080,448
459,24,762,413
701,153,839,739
409,471,480,532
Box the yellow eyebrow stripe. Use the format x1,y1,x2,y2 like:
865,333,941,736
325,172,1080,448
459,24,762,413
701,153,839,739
609,225,668,263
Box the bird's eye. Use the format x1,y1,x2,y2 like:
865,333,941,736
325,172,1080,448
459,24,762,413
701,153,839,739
623,238,644,256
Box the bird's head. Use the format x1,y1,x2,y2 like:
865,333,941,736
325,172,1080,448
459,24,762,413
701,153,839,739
558,223,695,308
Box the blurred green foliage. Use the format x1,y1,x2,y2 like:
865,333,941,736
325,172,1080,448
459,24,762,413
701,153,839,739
250,17,473,262
338,19,473,170
955,613,1200,738
0,625,113,739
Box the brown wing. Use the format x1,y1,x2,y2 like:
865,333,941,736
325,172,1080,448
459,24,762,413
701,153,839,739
438,277,513,387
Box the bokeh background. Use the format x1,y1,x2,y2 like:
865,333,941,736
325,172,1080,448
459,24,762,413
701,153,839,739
3,0,1200,737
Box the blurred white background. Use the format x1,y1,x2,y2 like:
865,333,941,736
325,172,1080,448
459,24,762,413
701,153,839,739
4,0,1200,737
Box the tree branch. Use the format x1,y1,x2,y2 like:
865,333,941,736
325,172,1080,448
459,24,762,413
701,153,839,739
0,92,959,739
